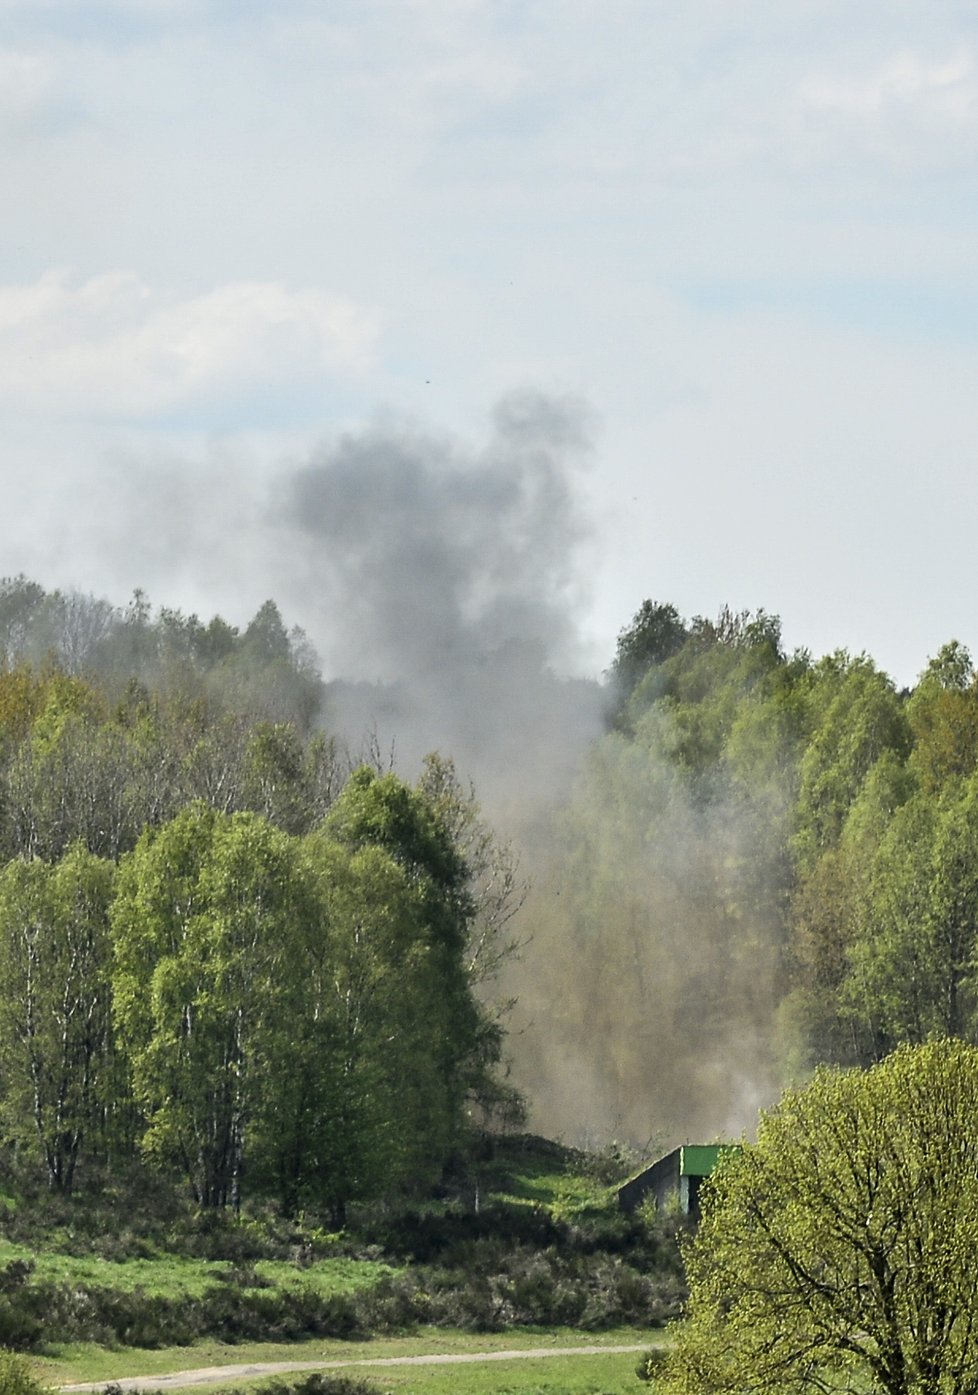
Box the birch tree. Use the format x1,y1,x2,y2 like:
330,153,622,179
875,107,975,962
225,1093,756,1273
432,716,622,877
0,846,114,1193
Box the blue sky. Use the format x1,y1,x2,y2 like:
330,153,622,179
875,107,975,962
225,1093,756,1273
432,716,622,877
2,0,977,684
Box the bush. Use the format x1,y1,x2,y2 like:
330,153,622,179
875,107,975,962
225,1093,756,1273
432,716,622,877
0,1266,44,1350
262,1375,377,1395
0,1350,51,1395
355,1240,683,1333
102,1377,377,1395
635,1348,669,1383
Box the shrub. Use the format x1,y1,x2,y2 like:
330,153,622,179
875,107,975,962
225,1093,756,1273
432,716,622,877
0,1350,51,1395
102,1377,377,1395
635,1348,669,1383
0,1266,44,1350
263,1375,377,1395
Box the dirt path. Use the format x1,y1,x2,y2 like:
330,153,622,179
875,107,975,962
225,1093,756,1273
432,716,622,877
60,1344,650,1392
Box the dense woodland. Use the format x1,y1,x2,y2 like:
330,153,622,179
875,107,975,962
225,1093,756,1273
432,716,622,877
1,574,978,1219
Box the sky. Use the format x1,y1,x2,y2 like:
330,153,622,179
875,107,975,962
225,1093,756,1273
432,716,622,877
2,0,978,687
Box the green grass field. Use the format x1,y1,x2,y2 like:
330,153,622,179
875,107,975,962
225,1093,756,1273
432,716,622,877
348,1351,648,1395
31,1326,661,1392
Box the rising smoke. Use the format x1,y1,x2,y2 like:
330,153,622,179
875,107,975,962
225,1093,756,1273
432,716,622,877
278,391,606,820
274,392,782,1149
35,392,785,1150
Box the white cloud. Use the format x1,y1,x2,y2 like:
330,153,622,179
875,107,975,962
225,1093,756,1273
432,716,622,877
0,271,380,420
802,49,973,117
0,46,63,128
798,48,978,144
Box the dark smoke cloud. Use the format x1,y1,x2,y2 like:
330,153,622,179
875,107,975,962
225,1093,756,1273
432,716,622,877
279,391,607,815
285,391,592,682
76,392,606,822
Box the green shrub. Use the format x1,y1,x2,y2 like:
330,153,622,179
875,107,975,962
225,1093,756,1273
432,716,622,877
0,1265,44,1350
635,1347,669,1383
262,1375,377,1395
102,1377,377,1395
0,1349,51,1395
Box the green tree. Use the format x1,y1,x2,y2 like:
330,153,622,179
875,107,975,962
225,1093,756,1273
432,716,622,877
907,643,978,793
665,1040,978,1395
255,765,510,1220
0,846,115,1193
844,777,978,1054
265,836,447,1222
111,805,310,1208
793,654,910,869
609,599,687,705
0,1349,53,1395
785,750,916,1068
321,768,486,1130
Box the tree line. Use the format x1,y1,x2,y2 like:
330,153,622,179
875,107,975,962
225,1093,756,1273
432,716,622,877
5,573,978,1209
0,772,508,1222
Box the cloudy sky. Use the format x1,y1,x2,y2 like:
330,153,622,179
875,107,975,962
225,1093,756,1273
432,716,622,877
3,0,977,685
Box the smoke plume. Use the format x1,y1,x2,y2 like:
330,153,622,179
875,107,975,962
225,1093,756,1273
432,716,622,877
36,391,786,1151
277,391,607,819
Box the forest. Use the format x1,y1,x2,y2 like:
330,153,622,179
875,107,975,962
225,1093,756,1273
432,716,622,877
0,574,977,1210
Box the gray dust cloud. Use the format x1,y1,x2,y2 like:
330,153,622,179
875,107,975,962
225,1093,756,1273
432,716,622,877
37,392,784,1150
272,392,782,1151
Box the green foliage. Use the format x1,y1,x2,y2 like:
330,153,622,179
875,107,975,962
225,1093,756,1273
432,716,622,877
254,1378,376,1395
0,1132,680,1350
0,592,521,1222
610,600,688,705
0,1349,50,1395
636,1347,669,1383
101,766,502,1218
907,642,978,789
288,772,494,1221
664,1040,978,1395
17,576,978,1371
0,847,116,1191
793,652,911,869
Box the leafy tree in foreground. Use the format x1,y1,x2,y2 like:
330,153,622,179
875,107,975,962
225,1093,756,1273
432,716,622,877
665,1039,978,1395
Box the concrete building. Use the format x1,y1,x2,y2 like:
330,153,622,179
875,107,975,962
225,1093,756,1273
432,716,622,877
617,1144,740,1221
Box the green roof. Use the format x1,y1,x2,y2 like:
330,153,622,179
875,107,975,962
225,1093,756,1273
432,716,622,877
679,1144,741,1177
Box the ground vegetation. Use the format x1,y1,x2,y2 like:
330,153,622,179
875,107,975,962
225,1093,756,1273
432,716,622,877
0,1135,682,1351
